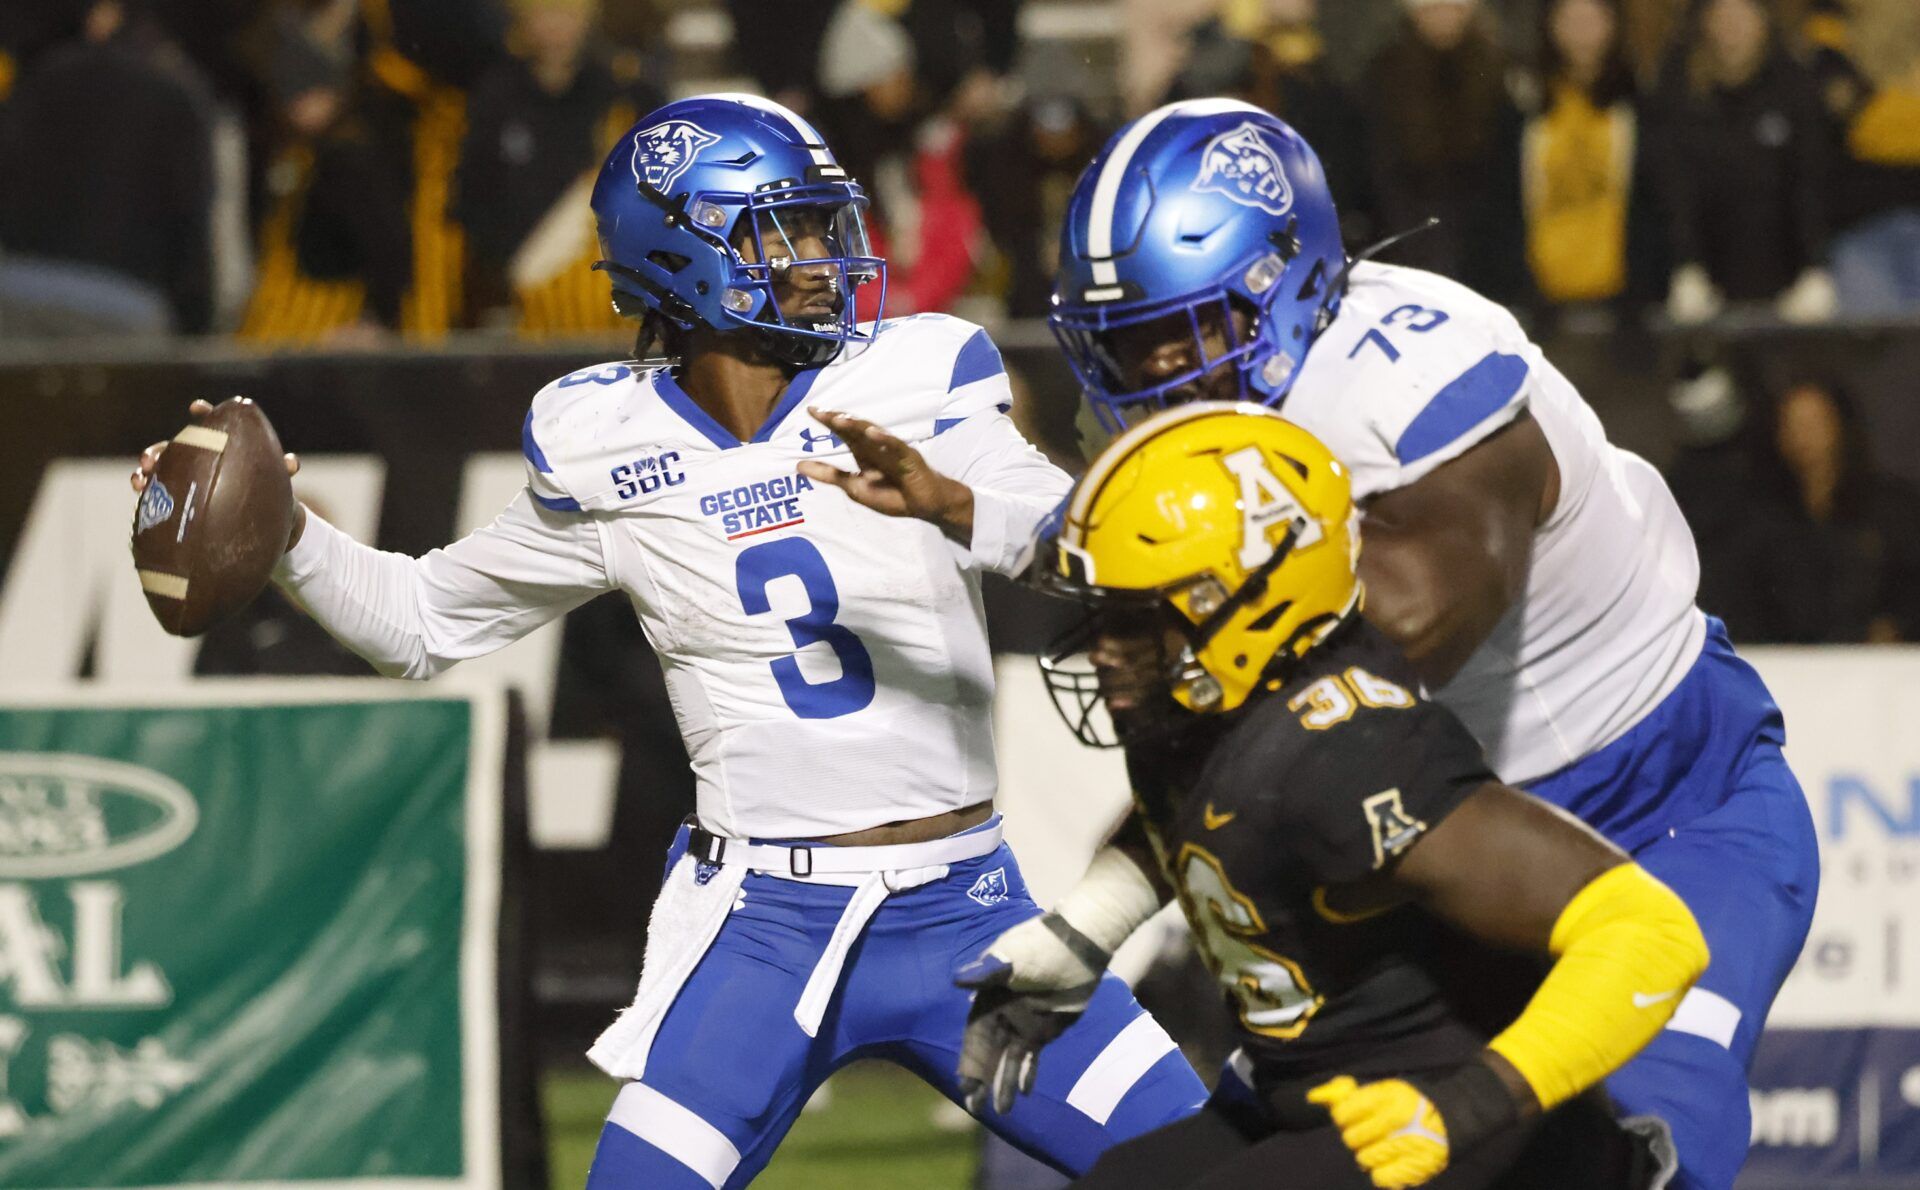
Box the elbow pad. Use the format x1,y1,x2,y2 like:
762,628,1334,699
1488,862,1710,1110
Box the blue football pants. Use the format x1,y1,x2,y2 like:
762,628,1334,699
1600,743,1819,1190
584,841,1207,1188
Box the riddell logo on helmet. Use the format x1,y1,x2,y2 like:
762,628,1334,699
630,120,721,193
1193,122,1294,216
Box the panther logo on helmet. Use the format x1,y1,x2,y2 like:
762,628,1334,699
1193,122,1294,216
630,119,722,193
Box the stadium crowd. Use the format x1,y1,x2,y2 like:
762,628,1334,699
1,0,1918,646
4,0,1918,338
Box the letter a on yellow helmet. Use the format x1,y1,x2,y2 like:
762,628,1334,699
1050,401,1361,714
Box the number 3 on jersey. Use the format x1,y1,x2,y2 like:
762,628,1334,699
735,537,877,719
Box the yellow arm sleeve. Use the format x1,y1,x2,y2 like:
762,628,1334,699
1487,862,1710,1110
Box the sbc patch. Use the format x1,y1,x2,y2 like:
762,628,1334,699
967,867,1010,907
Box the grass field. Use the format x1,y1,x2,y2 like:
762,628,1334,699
543,1062,979,1189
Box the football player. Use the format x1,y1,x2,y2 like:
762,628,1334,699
1002,99,1815,1190
132,94,1206,1187
967,403,1707,1189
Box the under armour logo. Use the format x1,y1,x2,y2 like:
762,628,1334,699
798,427,841,453
967,868,1010,907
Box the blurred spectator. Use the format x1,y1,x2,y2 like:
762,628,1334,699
1162,0,1372,242
1520,0,1664,308
456,0,659,337
968,95,1103,318
1804,0,1920,315
354,0,496,339
374,0,508,93
239,1,488,343
1360,0,1529,303
237,9,411,343
1121,0,1221,115
816,0,983,316
596,0,668,61
1707,379,1920,643
895,0,1021,115
147,0,259,115
1655,0,1834,325
726,0,839,113
1664,360,1766,632
0,0,219,334
1620,0,1689,86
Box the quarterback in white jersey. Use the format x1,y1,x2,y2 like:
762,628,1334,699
963,100,1818,1190
134,96,1205,1188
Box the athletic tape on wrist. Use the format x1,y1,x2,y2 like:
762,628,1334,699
1416,1059,1519,1154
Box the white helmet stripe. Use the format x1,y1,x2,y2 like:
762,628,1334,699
1083,99,1266,287
709,91,834,166
1066,400,1265,534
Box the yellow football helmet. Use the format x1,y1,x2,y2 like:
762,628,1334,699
1036,402,1362,745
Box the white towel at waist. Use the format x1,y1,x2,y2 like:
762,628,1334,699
588,852,747,1079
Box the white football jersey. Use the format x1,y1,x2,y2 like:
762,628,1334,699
1283,263,1705,784
275,313,1071,837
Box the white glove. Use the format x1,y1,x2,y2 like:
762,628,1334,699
955,847,1162,993
1667,264,1723,326
1775,267,1837,324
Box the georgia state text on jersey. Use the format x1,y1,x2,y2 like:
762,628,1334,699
274,312,1071,838
1125,617,1503,1097
521,312,1069,837
1281,262,1705,796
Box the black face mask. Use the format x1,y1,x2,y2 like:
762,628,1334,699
1037,602,1200,750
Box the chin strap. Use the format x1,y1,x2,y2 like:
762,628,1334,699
1313,217,1441,335
751,322,844,367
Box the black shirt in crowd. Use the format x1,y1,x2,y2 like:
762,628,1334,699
0,30,217,331
1655,50,1831,301
454,55,659,314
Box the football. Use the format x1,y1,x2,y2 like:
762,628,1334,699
130,397,294,637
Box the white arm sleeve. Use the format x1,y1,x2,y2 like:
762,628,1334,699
273,490,614,680
921,411,1073,577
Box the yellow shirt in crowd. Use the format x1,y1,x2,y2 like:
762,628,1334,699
1523,84,1635,305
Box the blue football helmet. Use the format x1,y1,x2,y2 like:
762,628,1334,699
591,93,886,366
1050,99,1346,432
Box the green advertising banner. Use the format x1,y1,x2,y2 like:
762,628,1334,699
0,683,502,1189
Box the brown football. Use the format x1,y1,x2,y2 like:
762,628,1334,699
130,397,294,637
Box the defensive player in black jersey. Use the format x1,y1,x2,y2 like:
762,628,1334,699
952,404,1710,1189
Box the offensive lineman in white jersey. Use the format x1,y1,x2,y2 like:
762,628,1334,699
957,101,1818,1190
133,95,1205,1187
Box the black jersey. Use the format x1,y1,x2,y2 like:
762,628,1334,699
1126,619,1502,1095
